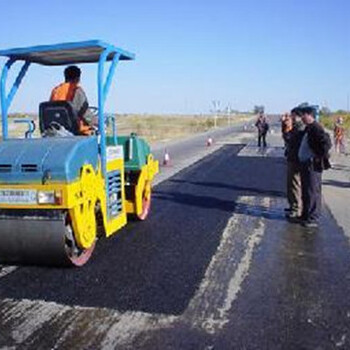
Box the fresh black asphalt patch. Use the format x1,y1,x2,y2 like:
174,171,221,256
0,145,287,315
1,143,350,349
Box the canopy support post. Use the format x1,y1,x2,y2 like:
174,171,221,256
97,48,121,178
1,59,30,140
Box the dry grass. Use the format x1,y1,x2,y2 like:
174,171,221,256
4,113,253,144
115,114,253,144
321,113,350,136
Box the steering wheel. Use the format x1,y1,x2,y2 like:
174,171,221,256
87,106,98,117
86,107,113,127
85,106,99,129
84,108,115,136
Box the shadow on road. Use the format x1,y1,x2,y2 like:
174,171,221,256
169,179,285,197
154,190,285,222
323,179,350,188
330,163,350,173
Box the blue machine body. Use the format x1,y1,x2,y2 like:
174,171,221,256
0,40,134,172
0,40,135,210
0,137,98,184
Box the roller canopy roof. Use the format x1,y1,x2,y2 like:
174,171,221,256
0,40,135,66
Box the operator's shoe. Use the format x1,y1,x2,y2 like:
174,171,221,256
301,220,319,229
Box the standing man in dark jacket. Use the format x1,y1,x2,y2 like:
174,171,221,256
255,114,269,148
284,108,305,219
298,105,331,228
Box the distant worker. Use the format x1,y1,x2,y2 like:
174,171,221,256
255,113,269,148
333,117,345,154
50,65,94,135
298,105,331,228
284,108,304,219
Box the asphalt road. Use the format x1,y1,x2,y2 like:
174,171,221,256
152,120,252,163
0,127,350,349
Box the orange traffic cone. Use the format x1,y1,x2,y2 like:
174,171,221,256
207,136,213,147
163,149,170,166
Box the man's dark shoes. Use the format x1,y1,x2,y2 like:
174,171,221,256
301,220,318,229
287,215,318,228
287,214,305,224
285,211,299,220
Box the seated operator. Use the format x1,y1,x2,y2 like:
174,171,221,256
50,65,94,135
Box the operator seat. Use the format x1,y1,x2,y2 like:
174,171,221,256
39,101,80,136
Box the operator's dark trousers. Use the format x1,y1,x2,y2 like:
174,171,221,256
287,161,302,215
300,161,322,222
258,132,267,147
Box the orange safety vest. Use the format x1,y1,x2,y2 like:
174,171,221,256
50,82,78,102
50,82,92,136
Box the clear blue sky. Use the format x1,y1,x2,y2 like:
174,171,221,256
0,0,349,114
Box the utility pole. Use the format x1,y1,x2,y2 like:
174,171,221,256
227,103,233,126
211,100,220,128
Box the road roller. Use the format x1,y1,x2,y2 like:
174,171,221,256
0,40,158,266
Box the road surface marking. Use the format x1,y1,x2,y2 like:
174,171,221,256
185,196,269,333
0,298,176,349
0,196,272,348
0,266,17,279
153,132,251,186
238,142,284,158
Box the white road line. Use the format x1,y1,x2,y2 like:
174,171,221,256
2,299,69,344
99,311,176,350
154,132,249,186
206,216,265,332
214,132,252,145
0,196,272,348
0,298,177,349
185,196,269,334
0,266,17,279
238,142,284,158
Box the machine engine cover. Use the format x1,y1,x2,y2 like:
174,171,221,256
0,137,98,184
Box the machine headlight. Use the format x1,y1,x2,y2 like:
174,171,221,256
37,190,62,205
